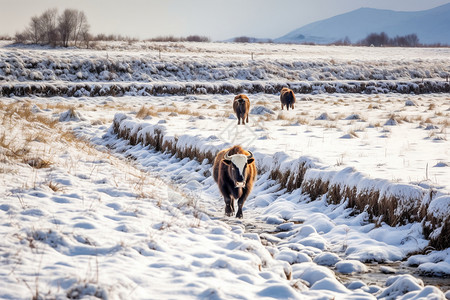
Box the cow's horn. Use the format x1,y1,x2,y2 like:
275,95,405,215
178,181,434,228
247,151,253,159
224,151,232,160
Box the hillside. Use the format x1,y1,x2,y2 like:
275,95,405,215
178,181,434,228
275,3,450,45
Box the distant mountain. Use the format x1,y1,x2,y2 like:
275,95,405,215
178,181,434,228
275,3,450,45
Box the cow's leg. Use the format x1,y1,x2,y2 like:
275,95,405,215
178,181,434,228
287,104,289,111
291,103,294,109
237,116,241,125
246,114,249,124
281,103,284,110
224,196,233,216
236,195,247,219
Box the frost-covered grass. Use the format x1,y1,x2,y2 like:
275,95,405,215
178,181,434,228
1,41,449,97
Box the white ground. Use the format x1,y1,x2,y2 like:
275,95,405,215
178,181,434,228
1,95,449,299
0,41,449,299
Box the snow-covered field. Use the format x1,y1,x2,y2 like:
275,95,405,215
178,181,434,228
0,41,449,299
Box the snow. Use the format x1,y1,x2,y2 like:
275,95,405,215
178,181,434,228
335,260,369,274
0,41,449,299
313,252,341,266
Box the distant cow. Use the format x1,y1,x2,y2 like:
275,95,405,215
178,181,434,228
280,88,296,110
233,94,250,125
213,145,256,218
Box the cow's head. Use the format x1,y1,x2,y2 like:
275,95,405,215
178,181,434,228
223,151,254,188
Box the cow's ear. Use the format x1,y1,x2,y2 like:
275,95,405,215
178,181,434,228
247,158,254,164
222,159,232,165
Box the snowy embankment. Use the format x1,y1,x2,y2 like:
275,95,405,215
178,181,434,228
1,42,450,97
111,112,450,250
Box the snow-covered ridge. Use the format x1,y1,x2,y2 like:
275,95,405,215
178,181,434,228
1,42,450,97
111,113,450,250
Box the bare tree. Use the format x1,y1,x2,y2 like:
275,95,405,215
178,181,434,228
27,16,43,44
40,8,58,45
15,7,91,47
82,31,93,48
73,11,89,46
186,35,210,42
58,9,78,47
14,32,27,43
233,36,252,43
360,32,420,47
404,34,419,47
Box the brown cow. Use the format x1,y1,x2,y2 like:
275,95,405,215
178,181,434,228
233,94,250,125
280,87,296,110
213,145,256,218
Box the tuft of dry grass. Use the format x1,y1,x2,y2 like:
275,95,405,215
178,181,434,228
24,157,52,169
0,132,31,159
136,105,157,119
46,180,62,192
347,130,359,138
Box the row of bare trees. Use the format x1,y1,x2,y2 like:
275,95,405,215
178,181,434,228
357,32,420,47
146,35,211,42
15,8,90,47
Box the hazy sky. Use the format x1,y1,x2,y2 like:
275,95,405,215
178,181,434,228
1,0,449,41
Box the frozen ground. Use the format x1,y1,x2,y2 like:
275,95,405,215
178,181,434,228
0,41,449,299
1,95,449,299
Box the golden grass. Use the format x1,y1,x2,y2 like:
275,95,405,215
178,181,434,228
136,104,201,119
136,105,157,119
24,157,52,169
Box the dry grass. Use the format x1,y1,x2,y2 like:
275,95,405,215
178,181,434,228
0,101,91,175
157,106,200,116
347,130,359,138
3,102,59,128
136,105,157,119
24,157,52,169
277,113,290,121
0,131,31,160
136,104,201,119
46,180,62,192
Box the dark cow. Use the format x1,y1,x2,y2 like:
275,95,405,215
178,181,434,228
280,87,296,110
213,145,256,218
233,94,250,125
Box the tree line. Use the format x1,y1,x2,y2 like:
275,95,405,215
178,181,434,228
13,8,211,47
357,32,420,47
234,32,423,47
15,8,90,47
